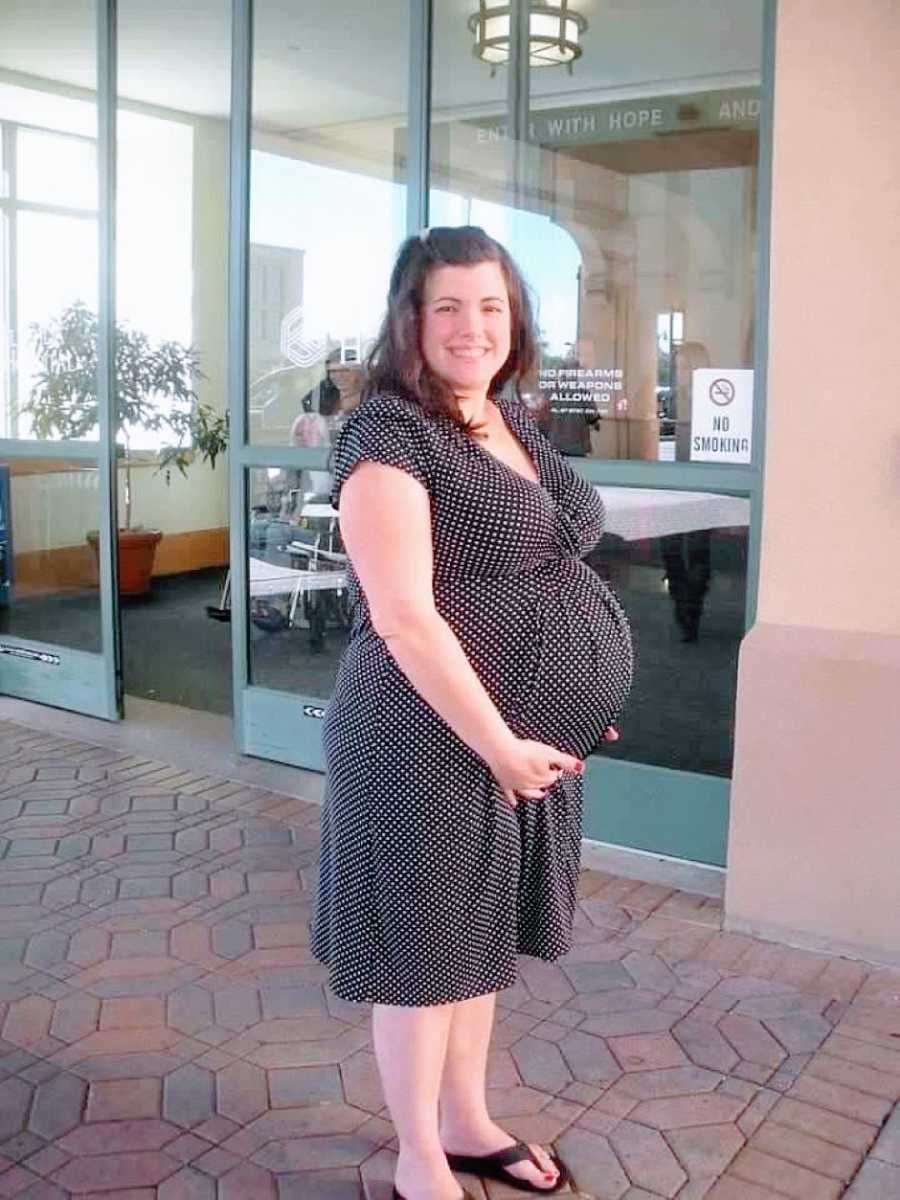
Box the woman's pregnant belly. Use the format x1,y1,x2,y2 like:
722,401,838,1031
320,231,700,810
436,560,634,760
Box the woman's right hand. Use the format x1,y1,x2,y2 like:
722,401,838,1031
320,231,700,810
488,738,584,808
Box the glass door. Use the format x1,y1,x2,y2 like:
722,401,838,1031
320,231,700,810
229,0,772,869
0,1,121,720
430,0,769,865
230,0,412,766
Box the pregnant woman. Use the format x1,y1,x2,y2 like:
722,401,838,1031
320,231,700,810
310,226,633,1200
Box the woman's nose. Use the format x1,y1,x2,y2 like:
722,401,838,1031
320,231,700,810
456,306,484,337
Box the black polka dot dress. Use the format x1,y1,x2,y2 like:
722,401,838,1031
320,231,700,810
310,390,633,1006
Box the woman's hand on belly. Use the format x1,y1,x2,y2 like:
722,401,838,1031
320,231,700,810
488,738,584,808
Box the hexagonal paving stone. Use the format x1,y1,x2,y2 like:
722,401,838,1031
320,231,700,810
168,984,215,1034
29,1073,87,1140
561,960,633,993
213,983,262,1032
718,1014,787,1069
666,1122,746,1179
216,1061,268,1125
608,1032,689,1073
253,1130,384,1173
629,1093,746,1130
609,1119,688,1196
53,1150,179,1192
0,1076,32,1141
59,1119,179,1155
559,1030,623,1086
2,996,53,1050
158,1166,217,1199
87,1078,162,1122
673,1017,741,1073
556,1126,630,1198
218,1160,278,1199
164,1063,216,1129
269,1065,343,1108
511,1036,573,1093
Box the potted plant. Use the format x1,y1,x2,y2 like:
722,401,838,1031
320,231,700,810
26,301,229,595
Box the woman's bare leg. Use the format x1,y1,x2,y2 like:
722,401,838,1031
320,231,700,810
372,1001,463,1200
438,992,560,1190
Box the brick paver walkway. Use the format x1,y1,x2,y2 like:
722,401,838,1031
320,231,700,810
0,718,897,1199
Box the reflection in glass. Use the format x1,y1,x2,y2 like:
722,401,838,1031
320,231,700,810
0,52,99,439
246,467,350,698
17,127,98,209
249,0,409,446
242,463,748,779
587,497,749,776
0,461,102,652
16,211,98,440
431,0,764,463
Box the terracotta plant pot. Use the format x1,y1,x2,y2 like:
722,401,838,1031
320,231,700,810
86,528,163,596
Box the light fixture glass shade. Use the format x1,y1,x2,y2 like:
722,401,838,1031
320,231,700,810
531,13,560,37
484,14,509,40
468,1,588,70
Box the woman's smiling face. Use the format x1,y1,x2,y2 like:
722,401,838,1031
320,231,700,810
420,261,512,402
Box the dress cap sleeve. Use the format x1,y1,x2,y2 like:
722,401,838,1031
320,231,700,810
329,393,431,510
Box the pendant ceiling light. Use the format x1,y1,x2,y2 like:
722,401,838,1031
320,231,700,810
468,1,588,73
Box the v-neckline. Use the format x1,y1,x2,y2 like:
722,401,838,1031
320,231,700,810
473,394,543,489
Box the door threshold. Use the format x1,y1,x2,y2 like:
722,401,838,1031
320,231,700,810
582,837,725,899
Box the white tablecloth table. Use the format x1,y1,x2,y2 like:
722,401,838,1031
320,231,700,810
300,503,337,521
302,489,750,543
220,557,347,629
596,487,750,542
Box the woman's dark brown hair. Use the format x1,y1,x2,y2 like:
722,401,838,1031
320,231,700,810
364,225,539,434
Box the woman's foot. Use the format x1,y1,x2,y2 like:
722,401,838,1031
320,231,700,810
440,1120,561,1190
394,1147,467,1200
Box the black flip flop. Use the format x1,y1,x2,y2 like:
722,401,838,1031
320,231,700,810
446,1141,571,1193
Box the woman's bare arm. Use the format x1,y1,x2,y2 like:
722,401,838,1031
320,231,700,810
338,461,581,794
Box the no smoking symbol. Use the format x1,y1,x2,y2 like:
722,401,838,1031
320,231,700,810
710,378,735,406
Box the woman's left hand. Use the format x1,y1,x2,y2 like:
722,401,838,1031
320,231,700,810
603,725,619,742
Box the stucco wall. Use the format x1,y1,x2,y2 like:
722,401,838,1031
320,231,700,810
755,0,900,637
725,0,900,963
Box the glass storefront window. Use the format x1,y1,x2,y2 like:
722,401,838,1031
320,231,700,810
242,469,748,779
589,500,749,776
114,0,231,712
431,0,764,465
242,0,412,717
246,466,349,698
248,0,410,448
425,3,763,787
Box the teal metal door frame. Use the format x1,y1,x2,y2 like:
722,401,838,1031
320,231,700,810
0,0,121,722
227,0,777,869
227,0,435,770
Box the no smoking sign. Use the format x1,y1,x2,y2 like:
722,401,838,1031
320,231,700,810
690,369,753,463
710,378,736,406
